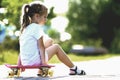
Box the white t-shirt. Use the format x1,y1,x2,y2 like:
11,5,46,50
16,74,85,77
19,23,44,65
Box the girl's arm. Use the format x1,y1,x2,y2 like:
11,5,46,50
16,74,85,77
38,36,46,64
17,55,22,66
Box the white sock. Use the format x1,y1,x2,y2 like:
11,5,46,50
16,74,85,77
70,66,82,74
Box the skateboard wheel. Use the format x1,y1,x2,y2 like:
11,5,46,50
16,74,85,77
16,69,20,77
48,69,54,77
8,71,14,77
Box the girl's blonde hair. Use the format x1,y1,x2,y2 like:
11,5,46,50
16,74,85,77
20,1,47,33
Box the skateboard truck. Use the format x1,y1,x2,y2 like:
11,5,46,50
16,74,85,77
37,66,53,77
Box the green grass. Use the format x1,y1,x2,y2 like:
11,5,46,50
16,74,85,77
0,50,120,64
0,50,18,64
48,53,120,63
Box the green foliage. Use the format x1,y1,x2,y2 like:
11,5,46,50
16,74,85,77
66,0,120,53
66,0,109,43
78,39,102,47
111,29,120,53
59,40,73,53
0,36,19,51
46,7,56,26
1,0,32,30
47,29,60,43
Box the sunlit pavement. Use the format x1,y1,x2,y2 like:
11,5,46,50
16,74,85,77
0,56,120,80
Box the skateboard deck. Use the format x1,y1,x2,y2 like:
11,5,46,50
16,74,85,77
5,64,55,77
5,64,54,69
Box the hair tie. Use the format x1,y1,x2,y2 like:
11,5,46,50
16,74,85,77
24,4,30,16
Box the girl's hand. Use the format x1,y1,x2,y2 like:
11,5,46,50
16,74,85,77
44,38,53,48
43,35,53,48
41,62,48,66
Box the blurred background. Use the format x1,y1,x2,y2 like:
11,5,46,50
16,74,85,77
0,0,120,64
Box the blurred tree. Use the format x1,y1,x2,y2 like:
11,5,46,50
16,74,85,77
1,0,32,29
46,7,60,42
0,0,32,51
66,0,120,52
66,0,106,46
97,0,120,49
0,0,2,7
47,29,60,43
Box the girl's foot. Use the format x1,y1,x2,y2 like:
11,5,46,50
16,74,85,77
69,66,86,75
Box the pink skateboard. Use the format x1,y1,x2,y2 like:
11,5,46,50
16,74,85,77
5,64,55,77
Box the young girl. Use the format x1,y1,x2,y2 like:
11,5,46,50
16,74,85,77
19,1,86,75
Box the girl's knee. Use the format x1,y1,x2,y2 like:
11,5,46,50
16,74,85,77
52,44,61,50
53,44,60,48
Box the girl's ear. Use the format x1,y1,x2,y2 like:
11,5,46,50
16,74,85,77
34,14,39,18
36,14,40,18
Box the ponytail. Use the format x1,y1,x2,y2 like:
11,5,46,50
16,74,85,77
20,4,31,34
20,2,48,34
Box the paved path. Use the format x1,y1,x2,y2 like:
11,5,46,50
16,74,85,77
0,56,120,80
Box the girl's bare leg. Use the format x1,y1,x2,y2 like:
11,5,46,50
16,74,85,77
46,44,74,68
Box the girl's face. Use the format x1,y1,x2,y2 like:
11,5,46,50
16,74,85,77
39,13,48,25
32,13,47,25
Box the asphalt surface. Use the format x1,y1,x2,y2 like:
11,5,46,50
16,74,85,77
0,56,120,80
